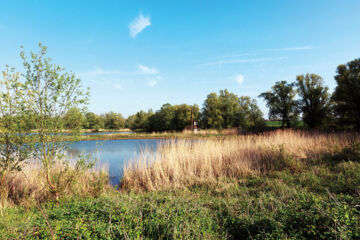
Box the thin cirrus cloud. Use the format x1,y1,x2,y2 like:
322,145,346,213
201,57,285,66
138,64,159,75
266,46,313,51
79,67,120,81
235,74,244,86
79,65,161,88
78,67,123,88
129,13,151,38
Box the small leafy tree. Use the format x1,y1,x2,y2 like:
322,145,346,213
0,66,34,188
296,73,330,129
21,43,91,201
332,58,360,129
259,81,298,128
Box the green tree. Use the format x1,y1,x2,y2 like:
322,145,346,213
332,58,360,129
125,114,135,129
21,43,91,201
147,104,199,132
219,90,241,128
238,96,265,130
201,92,223,129
63,107,85,131
84,112,103,130
296,73,330,129
0,66,34,188
201,89,251,129
259,81,298,128
172,104,199,131
103,112,125,129
147,104,175,132
129,110,153,130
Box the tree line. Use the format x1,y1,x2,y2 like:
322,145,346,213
125,58,360,131
259,58,360,130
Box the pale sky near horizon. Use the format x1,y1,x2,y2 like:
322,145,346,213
1,0,360,117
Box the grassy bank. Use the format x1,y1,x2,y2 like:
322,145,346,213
0,130,359,239
70,129,227,141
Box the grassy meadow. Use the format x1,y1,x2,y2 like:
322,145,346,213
0,130,359,239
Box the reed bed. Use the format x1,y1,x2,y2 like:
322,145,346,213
0,161,109,209
122,130,358,191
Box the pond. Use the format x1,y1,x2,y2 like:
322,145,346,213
67,139,159,185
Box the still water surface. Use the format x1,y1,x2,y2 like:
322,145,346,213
67,139,159,185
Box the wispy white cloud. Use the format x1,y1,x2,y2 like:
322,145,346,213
201,57,285,66
147,80,158,87
113,84,122,89
80,65,162,89
235,74,244,85
139,64,159,75
147,75,162,87
79,67,120,80
266,46,313,51
129,13,151,38
78,67,124,86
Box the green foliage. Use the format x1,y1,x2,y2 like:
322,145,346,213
296,73,331,129
63,107,85,131
259,81,299,128
332,58,360,129
102,111,125,129
0,66,35,187
238,96,266,131
127,110,154,131
201,89,265,130
146,103,199,132
84,112,104,130
201,92,224,129
20,43,90,201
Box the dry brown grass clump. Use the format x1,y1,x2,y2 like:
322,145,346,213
122,130,357,191
0,161,109,209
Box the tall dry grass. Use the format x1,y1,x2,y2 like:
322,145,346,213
122,130,358,191
0,161,109,209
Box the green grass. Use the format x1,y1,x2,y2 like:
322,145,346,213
266,120,304,128
1,143,359,239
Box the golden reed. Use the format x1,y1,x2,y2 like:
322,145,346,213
122,130,357,191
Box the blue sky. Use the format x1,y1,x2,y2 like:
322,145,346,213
1,0,360,117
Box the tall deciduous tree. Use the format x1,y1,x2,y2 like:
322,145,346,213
296,73,330,129
332,58,360,129
259,81,298,128
201,92,224,129
21,43,91,201
219,89,241,128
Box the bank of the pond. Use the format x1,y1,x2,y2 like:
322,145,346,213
68,131,226,141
